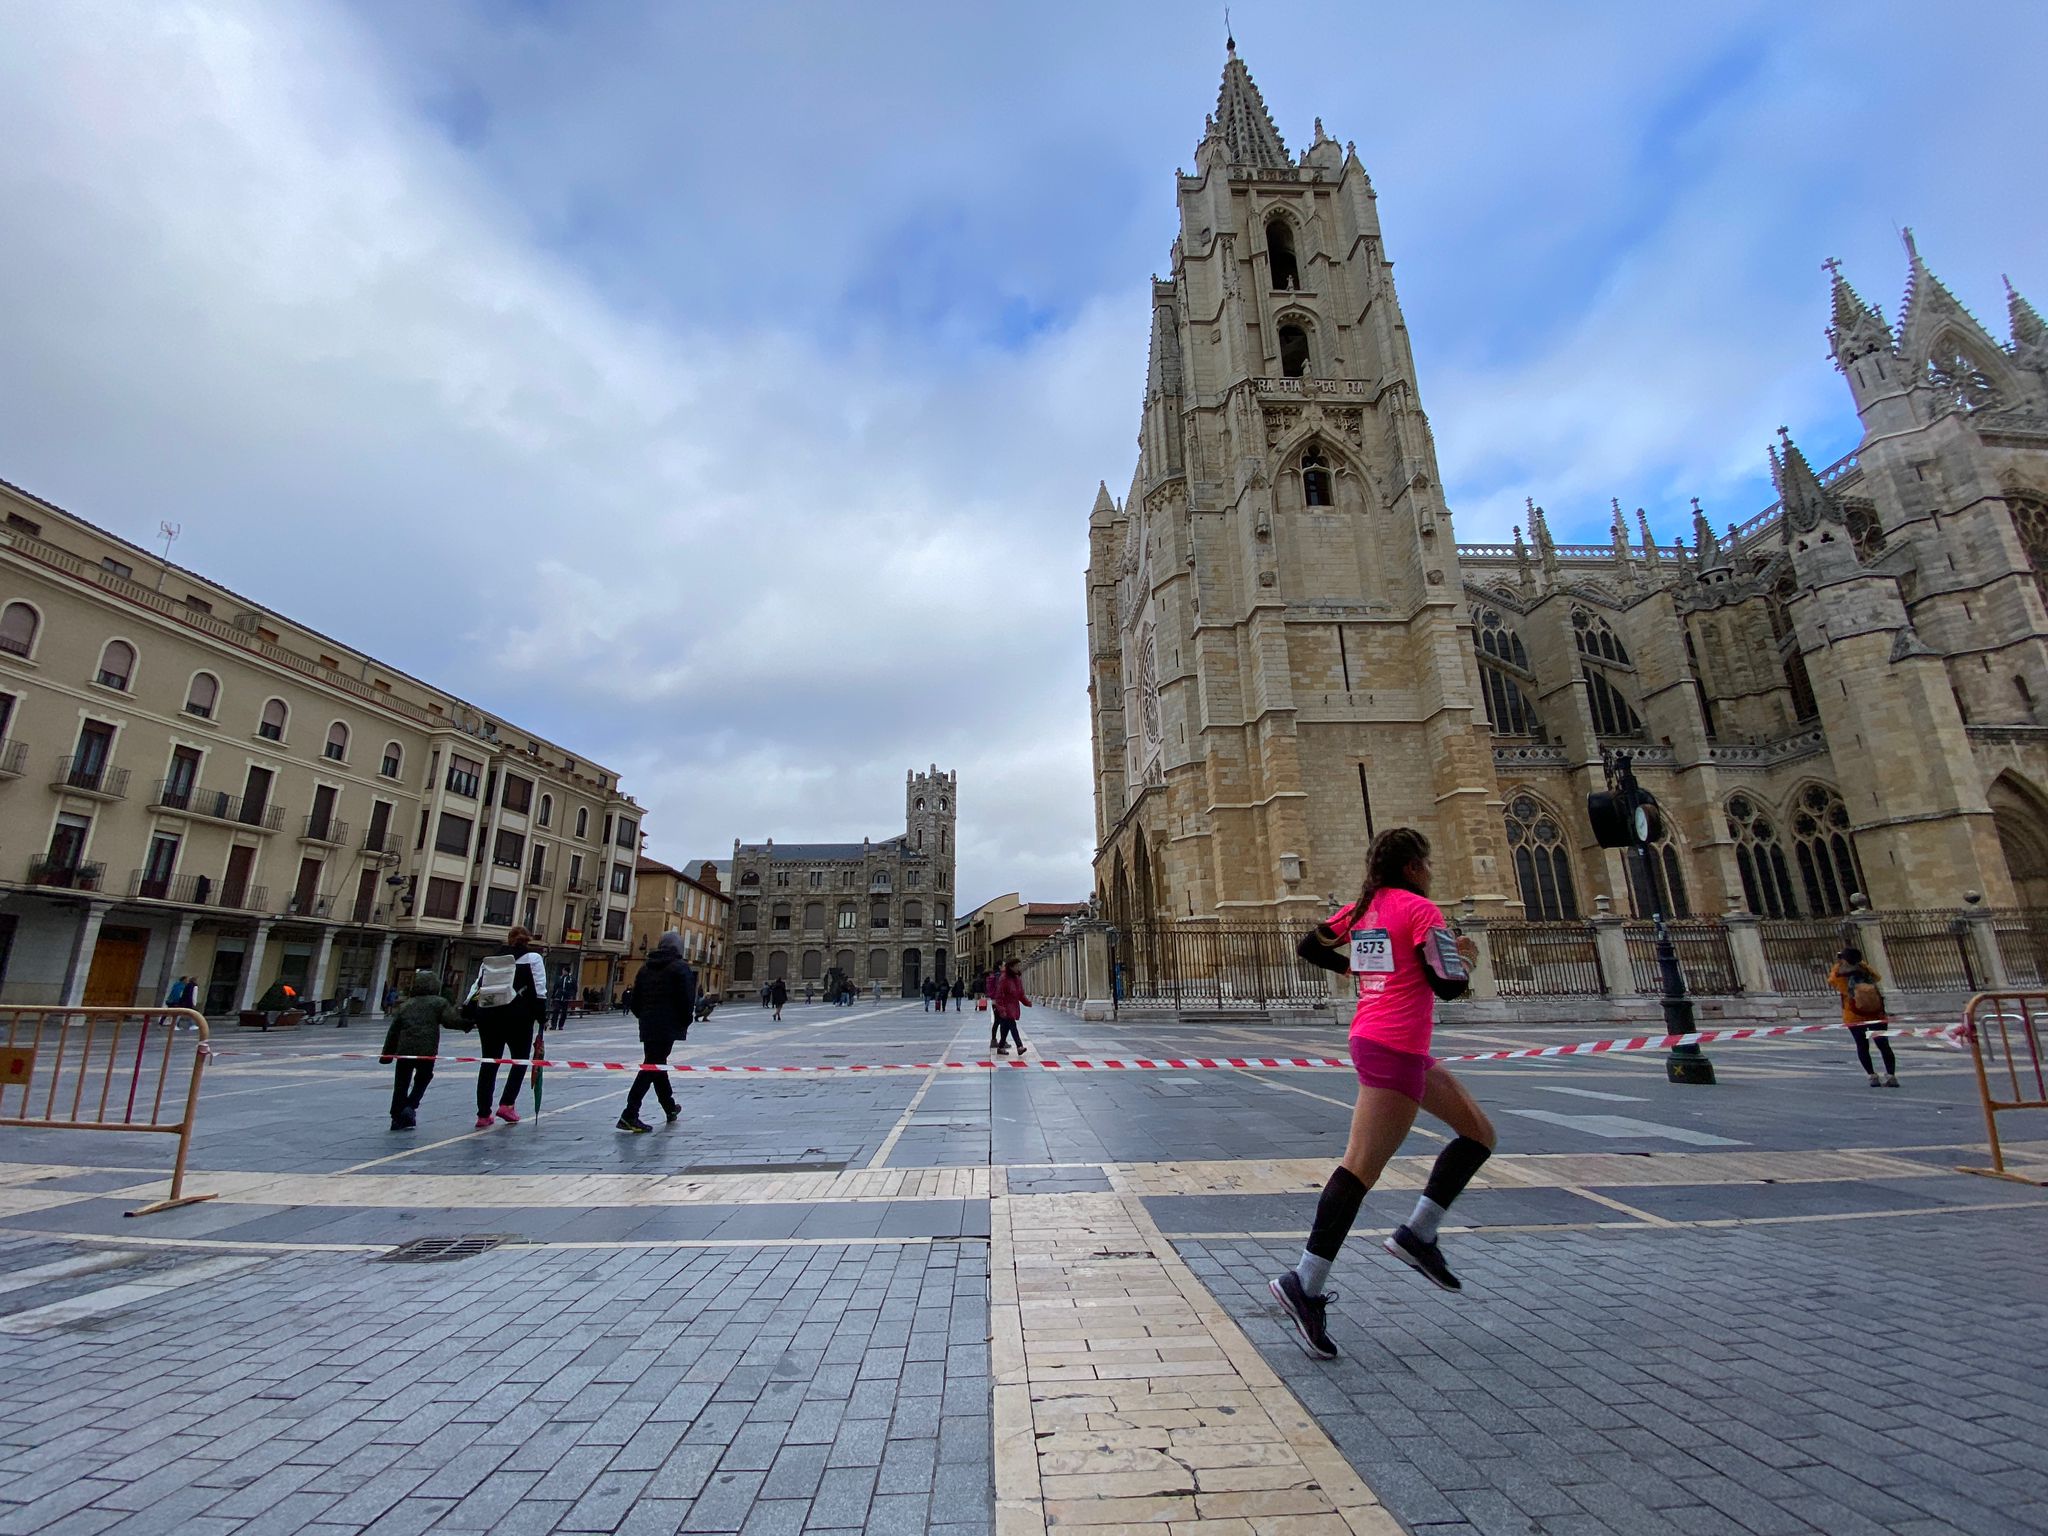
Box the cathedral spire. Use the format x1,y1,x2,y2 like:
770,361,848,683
1772,427,1838,536
1690,497,1721,568
1823,256,1891,368
1895,226,2000,360
2008,275,2048,365
1204,42,1290,171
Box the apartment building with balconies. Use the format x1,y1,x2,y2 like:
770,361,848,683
0,474,641,1013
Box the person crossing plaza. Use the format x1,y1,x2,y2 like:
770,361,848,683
989,957,1030,1055
379,969,460,1130
466,927,547,1129
1268,827,1496,1361
617,930,695,1133
1828,946,1900,1088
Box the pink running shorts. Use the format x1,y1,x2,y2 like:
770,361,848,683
1349,1034,1435,1104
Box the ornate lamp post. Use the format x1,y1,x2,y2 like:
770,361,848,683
1589,750,1715,1085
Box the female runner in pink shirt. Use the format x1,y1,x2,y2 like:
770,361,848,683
1268,826,1497,1360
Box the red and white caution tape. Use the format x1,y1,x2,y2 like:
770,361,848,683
279,1019,1969,1076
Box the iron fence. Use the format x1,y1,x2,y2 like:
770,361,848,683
1873,910,1978,992
1990,909,2048,988
1622,920,1742,995
1757,918,1846,993
1488,921,1605,997
1117,924,1335,1010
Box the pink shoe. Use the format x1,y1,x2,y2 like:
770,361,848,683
494,1105,521,1124
475,1114,493,1130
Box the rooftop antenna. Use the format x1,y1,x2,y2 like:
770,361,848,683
155,520,180,592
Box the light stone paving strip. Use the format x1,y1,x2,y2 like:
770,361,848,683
993,1189,1401,1535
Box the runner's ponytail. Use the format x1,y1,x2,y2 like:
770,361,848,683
1353,827,1431,918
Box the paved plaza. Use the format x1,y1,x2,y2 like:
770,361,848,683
1,997,2045,1535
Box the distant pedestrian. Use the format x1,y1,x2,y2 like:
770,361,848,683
760,983,772,1010
951,978,965,1012
984,969,1002,1049
990,958,1030,1055
1828,947,1898,1088
380,969,460,1130
921,977,936,1012
465,928,547,1129
872,980,881,1003
548,972,572,1032
769,976,788,1020
618,932,694,1133
804,983,814,1005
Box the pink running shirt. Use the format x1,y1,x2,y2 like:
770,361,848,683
1325,887,1451,1055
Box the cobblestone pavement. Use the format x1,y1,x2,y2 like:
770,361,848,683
0,996,2044,1533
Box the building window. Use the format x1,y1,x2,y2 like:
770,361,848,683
604,908,626,942
446,754,481,798
903,900,924,928
772,902,791,931
1791,784,1864,916
575,806,589,839
1726,794,1798,918
738,901,758,932
0,602,38,658
871,902,890,929
1266,216,1299,291
184,594,212,614
734,952,756,982
96,640,135,691
801,950,823,979
809,870,823,888
616,818,637,850
6,512,41,537
1301,447,1332,507
1473,607,1540,737
380,742,402,778
1278,323,1311,378
434,813,473,856
774,870,790,887
1626,832,1691,920
184,672,219,719
1585,671,1643,738
838,903,857,930
740,870,759,888
100,556,133,579
259,698,288,741
483,887,517,927
871,871,891,891
1504,792,1578,920
869,948,889,980
324,721,349,762
501,774,532,813
1571,609,1632,664
538,793,552,827
423,877,462,920
610,865,632,895
493,828,525,868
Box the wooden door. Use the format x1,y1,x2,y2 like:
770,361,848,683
84,926,150,1006
222,845,255,908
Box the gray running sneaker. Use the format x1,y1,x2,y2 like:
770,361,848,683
1268,1272,1338,1359
1384,1225,1462,1292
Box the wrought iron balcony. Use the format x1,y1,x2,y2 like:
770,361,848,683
0,740,25,777
525,865,550,888
128,870,238,905
362,828,393,853
566,877,588,894
300,814,349,847
152,781,285,831
51,755,128,800
217,883,269,912
29,856,104,890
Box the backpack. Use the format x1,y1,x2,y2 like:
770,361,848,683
1849,971,1885,1018
472,954,519,1010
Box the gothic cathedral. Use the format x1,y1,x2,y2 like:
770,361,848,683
1087,45,2048,928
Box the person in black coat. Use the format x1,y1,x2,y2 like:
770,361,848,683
618,931,696,1132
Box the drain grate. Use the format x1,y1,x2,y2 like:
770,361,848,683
377,1234,520,1264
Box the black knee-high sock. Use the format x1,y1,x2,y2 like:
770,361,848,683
1407,1136,1492,1241
1306,1166,1368,1260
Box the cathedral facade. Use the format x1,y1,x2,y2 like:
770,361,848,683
1088,46,2048,929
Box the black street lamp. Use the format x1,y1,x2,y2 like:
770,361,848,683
1589,750,1715,1086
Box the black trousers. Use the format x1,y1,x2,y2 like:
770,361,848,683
625,1036,680,1117
548,1001,569,1031
1850,1023,1897,1075
391,1060,433,1117
994,1016,1022,1050
477,1021,532,1115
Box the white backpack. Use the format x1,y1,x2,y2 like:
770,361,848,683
472,954,519,1009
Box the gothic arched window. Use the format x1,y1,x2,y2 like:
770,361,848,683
97,639,136,691
1473,607,1540,737
1571,609,1631,664
0,602,38,658
1926,337,1998,414
1727,794,1798,918
1266,217,1299,291
1767,575,1820,723
1278,324,1311,379
1505,792,1579,920
1586,671,1643,738
1626,830,1691,920
1790,783,1864,916
1301,447,1332,507
2012,497,2048,608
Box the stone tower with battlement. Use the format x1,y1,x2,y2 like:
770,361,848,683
1087,42,1510,926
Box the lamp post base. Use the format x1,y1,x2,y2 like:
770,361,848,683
1665,1049,1717,1086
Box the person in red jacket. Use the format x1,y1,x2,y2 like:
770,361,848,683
990,958,1030,1055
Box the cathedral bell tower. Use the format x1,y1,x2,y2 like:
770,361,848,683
1085,42,1510,922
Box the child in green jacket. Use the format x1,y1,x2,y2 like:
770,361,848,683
380,970,462,1129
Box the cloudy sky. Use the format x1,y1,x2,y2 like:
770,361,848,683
3,2,2044,915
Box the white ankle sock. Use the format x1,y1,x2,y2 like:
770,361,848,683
1293,1252,1332,1297
1406,1196,1447,1243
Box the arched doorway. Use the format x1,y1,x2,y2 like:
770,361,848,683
1990,772,2048,907
900,948,922,997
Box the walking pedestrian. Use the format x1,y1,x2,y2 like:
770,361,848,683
990,958,1030,1055
1828,946,1898,1088
984,968,1003,1050
466,927,547,1130
769,976,788,1020
380,969,460,1130
871,980,881,1003
618,931,695,1133
1267,827,1494,1361
951,977,965,1012
921,977,936,1012
548,972,572,1032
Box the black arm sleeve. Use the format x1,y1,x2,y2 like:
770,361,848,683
1297,931,1349,975
1419,944,1471,1001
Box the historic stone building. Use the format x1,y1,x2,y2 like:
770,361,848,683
1089,44,2048,928
726,767,957,996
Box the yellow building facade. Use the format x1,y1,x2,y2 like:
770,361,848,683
621,857,731,1000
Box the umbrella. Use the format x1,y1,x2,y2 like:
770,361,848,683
529,1021,544,1118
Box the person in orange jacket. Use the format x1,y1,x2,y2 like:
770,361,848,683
1827,946,1898,1088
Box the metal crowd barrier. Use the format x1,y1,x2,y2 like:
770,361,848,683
1959,992,2048,1185
0,1006,216,1216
